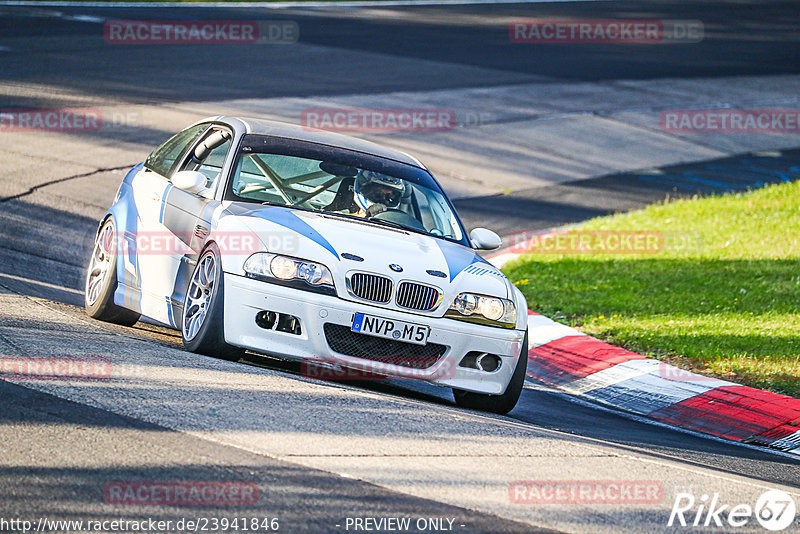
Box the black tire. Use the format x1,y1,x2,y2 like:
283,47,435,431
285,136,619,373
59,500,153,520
181,243,244,362
84,218,140,327
453,330,528,415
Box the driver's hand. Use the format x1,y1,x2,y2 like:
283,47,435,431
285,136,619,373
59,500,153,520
366,203,387,217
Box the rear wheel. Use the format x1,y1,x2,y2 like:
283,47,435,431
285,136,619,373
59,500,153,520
84,218,140,326
181,244,244,362
453,330,528,415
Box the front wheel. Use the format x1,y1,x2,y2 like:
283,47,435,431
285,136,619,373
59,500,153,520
181,244,244,362
453,330,528,415
84,218,140,326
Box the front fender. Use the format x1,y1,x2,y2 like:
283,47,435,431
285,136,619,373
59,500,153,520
511,284,529,332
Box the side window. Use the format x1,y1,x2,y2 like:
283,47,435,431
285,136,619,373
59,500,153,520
144,124,207,177
180,127,233,189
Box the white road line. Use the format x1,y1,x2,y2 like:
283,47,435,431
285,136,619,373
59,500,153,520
0,273,82,295
61,13,105,22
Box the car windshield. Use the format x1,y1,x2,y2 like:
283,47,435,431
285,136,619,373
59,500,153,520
225,137,466,244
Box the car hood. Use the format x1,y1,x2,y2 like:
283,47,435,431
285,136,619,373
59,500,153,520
221,203,511,308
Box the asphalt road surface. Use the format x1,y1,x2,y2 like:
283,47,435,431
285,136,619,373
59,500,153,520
1,1,800,532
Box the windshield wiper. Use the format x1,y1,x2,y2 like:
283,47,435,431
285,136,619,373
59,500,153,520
260,200,315,214
254,203,464,244
364,216,416,233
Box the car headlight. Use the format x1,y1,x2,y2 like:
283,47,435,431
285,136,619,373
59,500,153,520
445,292,517,328
243,253,335,294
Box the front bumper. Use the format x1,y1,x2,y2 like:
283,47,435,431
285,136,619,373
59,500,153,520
223,273,526,395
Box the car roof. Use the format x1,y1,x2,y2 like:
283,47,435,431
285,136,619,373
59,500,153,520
218,116,426,169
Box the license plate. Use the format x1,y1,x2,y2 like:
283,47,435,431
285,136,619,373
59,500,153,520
351,313,430,345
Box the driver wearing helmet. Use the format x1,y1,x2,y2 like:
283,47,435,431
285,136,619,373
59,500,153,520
350,170,407,217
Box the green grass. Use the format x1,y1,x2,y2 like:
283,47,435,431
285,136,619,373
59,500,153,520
504,179,800,397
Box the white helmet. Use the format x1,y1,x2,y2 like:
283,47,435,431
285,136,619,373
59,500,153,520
354,170,407,211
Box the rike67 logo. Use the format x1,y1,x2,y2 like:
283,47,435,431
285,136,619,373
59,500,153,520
668,489,796,531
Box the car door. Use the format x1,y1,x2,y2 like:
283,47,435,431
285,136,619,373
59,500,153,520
130,123,209,324
159,126,234,326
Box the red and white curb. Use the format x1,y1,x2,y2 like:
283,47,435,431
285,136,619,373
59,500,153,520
488,244,800,455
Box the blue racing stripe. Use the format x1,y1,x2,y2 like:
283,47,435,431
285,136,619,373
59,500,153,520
243,206,340,260
159,184,173,224
110,163,145,313
165,296,175,328
435,239,484,282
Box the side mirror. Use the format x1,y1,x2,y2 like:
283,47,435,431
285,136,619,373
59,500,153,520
470,228,502,251
172,170,208,194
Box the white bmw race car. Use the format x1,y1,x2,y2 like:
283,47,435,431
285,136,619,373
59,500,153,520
85,117,529,413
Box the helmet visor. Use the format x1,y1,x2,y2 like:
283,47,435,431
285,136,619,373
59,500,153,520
361,182,402,208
